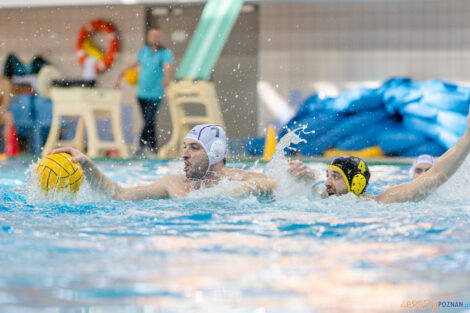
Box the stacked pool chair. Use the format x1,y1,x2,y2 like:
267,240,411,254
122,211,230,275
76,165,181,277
244,78,469,158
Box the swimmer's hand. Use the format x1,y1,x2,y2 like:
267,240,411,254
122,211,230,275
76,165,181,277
288,161,316,181
48,147,91,165
48,147,121,199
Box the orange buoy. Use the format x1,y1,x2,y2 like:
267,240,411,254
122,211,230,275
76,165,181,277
75,19,119,73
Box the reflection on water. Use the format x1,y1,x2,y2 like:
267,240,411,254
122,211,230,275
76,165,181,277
0,158,470,312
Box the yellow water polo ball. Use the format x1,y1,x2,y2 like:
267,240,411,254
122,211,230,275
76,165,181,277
36,153,84,193
124,68,139,85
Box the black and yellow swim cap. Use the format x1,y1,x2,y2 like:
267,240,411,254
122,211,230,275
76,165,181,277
328,156,370,195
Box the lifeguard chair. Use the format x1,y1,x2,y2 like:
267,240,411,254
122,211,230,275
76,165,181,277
42,87,129,158
158,80,225,158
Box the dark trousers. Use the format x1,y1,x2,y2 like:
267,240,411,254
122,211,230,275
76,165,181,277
137,97,162,151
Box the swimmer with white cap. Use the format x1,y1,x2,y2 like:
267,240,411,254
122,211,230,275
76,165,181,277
50,124,275,200
288,105,470,203
409,154,435,180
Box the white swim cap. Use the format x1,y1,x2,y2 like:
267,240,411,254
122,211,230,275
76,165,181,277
185,124,227,166
409,154,435,179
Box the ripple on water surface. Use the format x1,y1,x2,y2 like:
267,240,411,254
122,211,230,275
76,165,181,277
0,157,470,312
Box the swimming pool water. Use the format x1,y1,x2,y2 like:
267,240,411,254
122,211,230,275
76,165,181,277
1,158,470,313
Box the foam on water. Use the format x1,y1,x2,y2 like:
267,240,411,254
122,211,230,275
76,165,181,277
263,126,321,200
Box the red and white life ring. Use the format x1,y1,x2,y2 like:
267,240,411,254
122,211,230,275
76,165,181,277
75,19,119,73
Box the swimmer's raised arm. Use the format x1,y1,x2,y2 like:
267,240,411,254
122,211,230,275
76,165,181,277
375,109,470,203
48,147,170,201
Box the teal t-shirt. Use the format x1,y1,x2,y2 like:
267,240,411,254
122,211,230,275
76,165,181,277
136,45,174,100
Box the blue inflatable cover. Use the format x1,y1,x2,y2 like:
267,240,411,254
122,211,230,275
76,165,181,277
300,109,390,155
401,140,446,157
322,88,382,113
403,116,459,149
377,128,428,155
273,77,469,157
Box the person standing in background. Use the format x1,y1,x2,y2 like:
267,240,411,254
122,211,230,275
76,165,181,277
116,27,174,157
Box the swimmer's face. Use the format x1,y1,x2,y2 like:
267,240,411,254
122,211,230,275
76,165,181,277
147,28,162,46
322,167,348,198
182,138,209,179
413,163,433,179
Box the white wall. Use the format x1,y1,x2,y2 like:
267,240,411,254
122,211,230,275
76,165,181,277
258,0,470,131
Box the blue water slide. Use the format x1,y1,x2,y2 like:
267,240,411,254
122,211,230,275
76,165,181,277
321,87,382,113
176,0,244,80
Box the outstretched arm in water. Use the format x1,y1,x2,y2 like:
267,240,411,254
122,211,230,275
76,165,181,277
374,109,470,204
226,177,277,198
48,147,170,201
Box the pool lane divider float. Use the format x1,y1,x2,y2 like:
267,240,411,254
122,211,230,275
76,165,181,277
36,153,84,194
245,78,468,158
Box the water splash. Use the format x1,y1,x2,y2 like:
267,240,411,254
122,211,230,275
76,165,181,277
24,159,109,204
429,153,470,203
263,126,318,200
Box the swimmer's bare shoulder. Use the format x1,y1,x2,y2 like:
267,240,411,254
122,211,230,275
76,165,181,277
164,174,192,198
